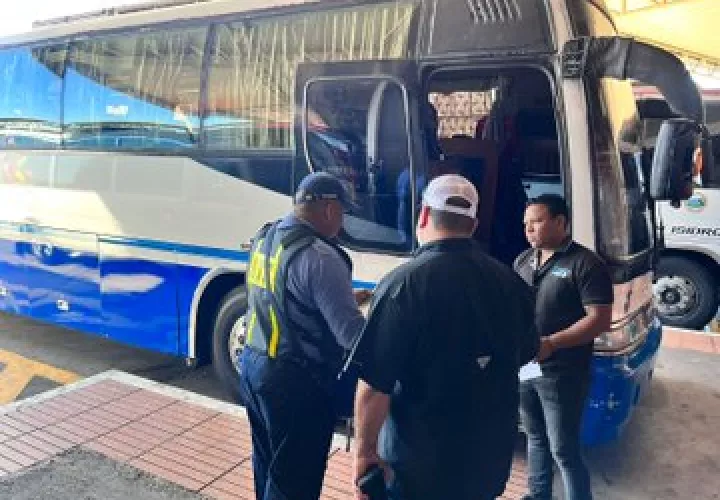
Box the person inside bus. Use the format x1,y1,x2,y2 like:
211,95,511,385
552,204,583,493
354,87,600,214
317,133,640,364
238,172,372,500
352,174,539,500
514,195,613,500
396,100,446,243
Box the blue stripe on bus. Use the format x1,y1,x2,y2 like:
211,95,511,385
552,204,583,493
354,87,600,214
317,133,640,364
0,219,378,289
99,235,250,262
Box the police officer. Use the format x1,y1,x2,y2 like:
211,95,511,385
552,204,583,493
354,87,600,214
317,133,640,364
239,172,370,500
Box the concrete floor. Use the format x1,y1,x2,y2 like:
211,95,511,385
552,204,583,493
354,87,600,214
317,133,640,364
585,347,720,499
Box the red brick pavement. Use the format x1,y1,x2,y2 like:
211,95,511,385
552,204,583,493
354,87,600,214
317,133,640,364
0,377,527,499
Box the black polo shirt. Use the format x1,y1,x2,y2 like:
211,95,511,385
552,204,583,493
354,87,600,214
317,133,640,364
513,240,613,373
352,238,538,499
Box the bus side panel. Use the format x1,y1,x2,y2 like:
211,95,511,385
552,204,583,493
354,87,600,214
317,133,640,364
0,224,29,314
99,242,181,355
582,322,662,446
23,227,102,332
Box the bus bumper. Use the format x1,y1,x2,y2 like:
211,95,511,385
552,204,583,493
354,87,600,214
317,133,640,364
581,322,663,446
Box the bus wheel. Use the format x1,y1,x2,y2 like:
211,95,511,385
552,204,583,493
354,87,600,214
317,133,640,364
212,287,247,401
654,257,717,330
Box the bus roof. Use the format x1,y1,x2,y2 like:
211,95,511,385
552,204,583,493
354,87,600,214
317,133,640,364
0,0,336,47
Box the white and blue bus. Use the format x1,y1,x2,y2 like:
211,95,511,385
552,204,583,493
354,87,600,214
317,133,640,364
0,0,708,445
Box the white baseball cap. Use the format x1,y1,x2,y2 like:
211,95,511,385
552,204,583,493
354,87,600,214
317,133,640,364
422,174,479,218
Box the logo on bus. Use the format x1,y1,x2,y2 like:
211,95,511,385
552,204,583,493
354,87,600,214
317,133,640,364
685,193,707,212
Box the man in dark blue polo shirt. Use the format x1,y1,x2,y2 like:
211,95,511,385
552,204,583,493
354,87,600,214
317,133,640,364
513,194,613,500
351,175,539,500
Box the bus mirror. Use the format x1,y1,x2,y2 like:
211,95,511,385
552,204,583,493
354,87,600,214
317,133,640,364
649,118,700,205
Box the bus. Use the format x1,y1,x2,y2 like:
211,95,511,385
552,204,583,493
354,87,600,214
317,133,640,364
634,86,720,330
0,0,708,446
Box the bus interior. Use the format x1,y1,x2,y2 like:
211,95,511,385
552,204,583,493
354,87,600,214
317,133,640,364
306,66,562,265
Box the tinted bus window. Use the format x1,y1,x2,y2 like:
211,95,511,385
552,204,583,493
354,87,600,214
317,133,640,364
305,78,412,252
204,3,415,151
0,45,66,149
63,28,206,151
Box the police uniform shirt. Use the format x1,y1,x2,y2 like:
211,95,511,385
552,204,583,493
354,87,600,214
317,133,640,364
279,215,365,359
352,238,538,499
513,240,614,373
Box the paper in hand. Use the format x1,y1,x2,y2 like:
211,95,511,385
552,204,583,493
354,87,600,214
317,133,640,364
519,361,543,382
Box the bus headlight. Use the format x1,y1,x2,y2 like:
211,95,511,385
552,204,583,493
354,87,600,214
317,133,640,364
594,305,657,353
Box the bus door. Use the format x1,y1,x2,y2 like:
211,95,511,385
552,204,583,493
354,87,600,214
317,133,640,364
294,61,423,253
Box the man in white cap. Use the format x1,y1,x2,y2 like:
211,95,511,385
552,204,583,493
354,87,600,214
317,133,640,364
350,174,539,499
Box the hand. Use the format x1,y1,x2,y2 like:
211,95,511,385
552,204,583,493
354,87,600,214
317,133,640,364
536,337,557,362
354,289,373,306
353,447,391,500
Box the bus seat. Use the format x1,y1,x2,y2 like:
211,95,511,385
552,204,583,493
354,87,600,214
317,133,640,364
439,137,499,244
367,81,411,228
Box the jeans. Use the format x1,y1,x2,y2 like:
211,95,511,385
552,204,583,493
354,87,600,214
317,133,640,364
238,349,335,500
519,371,592,500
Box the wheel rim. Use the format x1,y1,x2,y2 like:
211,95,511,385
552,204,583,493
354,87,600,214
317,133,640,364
228,315,247,374
654,275,698,318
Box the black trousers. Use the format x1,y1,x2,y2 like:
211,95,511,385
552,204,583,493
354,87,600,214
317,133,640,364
239,349,335,500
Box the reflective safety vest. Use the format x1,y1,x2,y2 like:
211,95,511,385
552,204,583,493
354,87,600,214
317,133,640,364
245,220,352,380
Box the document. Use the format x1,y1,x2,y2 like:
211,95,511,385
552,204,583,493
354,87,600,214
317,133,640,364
519,361,543,382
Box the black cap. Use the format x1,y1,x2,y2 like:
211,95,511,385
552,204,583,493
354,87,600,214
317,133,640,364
294,172,359,211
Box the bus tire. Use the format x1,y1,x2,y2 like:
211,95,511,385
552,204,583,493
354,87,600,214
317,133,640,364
212,286,247,402
654,256,717,330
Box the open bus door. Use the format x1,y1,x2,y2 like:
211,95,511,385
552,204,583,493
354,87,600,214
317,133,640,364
294,61,424,254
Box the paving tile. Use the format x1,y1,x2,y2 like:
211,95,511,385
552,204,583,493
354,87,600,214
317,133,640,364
158,401,218,421
79,407,132,429
43,424,88,445
129,457,207,492
178,431,246,457
54,420,104,441
0,415,36,434
0,454,24,473
26,429,75,451
138,450,217,485
16,433,64,455
141,446,230,478
202,485,253,500
96,430,163,454
7,409,56,429
3,438,51,462
90,435,147,459
80,380,138,398
0,430,11,442
25,400,85,421
0,445,38,468
202,462,255,500
0,423,23,439
82,441,134,462
156,440,241,471
167,435,249,464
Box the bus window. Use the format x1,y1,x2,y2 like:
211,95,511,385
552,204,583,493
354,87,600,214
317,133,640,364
304,78,412,252
63,28,206,152
0,45,66,149
203,4,415,152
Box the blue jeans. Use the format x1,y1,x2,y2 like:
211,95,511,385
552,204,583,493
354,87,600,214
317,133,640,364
519,371,592,500
238,349,335,500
